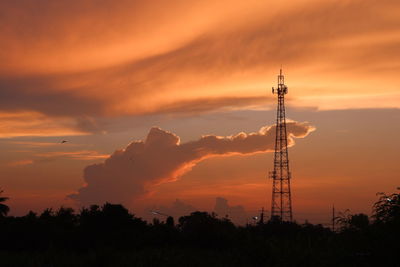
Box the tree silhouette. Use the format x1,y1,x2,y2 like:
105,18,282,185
0,190,399,265
373,187,400,224
0,189,10,217
335,210,369,231
347,213,369,230
166,216,174,227
178,211,235,247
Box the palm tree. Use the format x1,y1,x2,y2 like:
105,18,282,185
0,189,10,217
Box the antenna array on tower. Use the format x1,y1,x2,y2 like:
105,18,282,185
269,69,293,222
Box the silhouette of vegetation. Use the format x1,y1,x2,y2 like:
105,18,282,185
336,210,370,231
373,188,400,224
0,189,9,217
0,188,399,266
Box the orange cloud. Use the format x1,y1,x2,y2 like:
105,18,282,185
0,0,398,139
0,112,89,138
8,141,83,147
68,122,314,206
35,150,109,161
0,1,399,115
5,150,107,169
7,159,34,167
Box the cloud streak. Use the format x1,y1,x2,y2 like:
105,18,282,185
69,122,315,206
35,150,109,161
0,111,90,138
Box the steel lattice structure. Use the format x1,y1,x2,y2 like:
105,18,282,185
269,69,293,222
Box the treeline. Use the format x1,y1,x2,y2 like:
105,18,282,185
0,189,399,266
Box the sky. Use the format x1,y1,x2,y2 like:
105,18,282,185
0,0,399,225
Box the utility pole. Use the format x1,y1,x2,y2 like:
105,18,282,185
259,207,265,225
269,69,293,222
332,205,336,232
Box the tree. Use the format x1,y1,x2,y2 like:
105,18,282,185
335,210,370,230
0,189,10,217
166,216,174,227
178,212,235,247
347,213,369,229
373,187,400,224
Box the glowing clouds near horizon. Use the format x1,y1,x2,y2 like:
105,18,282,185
68,122,315,206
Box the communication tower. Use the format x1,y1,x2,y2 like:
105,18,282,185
269,69,293,222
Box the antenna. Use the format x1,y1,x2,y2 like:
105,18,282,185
269,69,293,222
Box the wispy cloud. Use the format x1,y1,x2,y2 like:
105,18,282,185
7,159,34,167
35,150,109,161
6,150,108,167
0,111,90,138
7,141,82,147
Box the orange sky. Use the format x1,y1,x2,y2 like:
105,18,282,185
0,0,399,224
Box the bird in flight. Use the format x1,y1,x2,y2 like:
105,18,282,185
61,140,68,144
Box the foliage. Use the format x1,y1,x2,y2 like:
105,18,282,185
373,187,400,224
0,188,399,266
0,189,10,217
336,211,369,230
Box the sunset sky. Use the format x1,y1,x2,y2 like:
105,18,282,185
0,0,399,225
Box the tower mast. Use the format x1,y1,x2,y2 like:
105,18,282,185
269,69,293,222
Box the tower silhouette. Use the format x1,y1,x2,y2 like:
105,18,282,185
269,69,293,222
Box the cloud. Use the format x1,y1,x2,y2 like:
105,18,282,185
0,0,399,133
0,77,102,116
0,0,245,75
147,199,197,220
35,150,109,161
7,159,34,167
0,71,275,136
150,96,274,116
0,0,396,139
8,141,73,147
68,121,314,206
214,197,247,225
0,111,89,138
146,197,248,225
5,150,108,168
0,70,274,116
7,141,84,148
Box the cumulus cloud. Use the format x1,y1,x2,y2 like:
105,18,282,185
68,121,314,206
147,199,197,220
147,197,248,225
214,197,247,225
